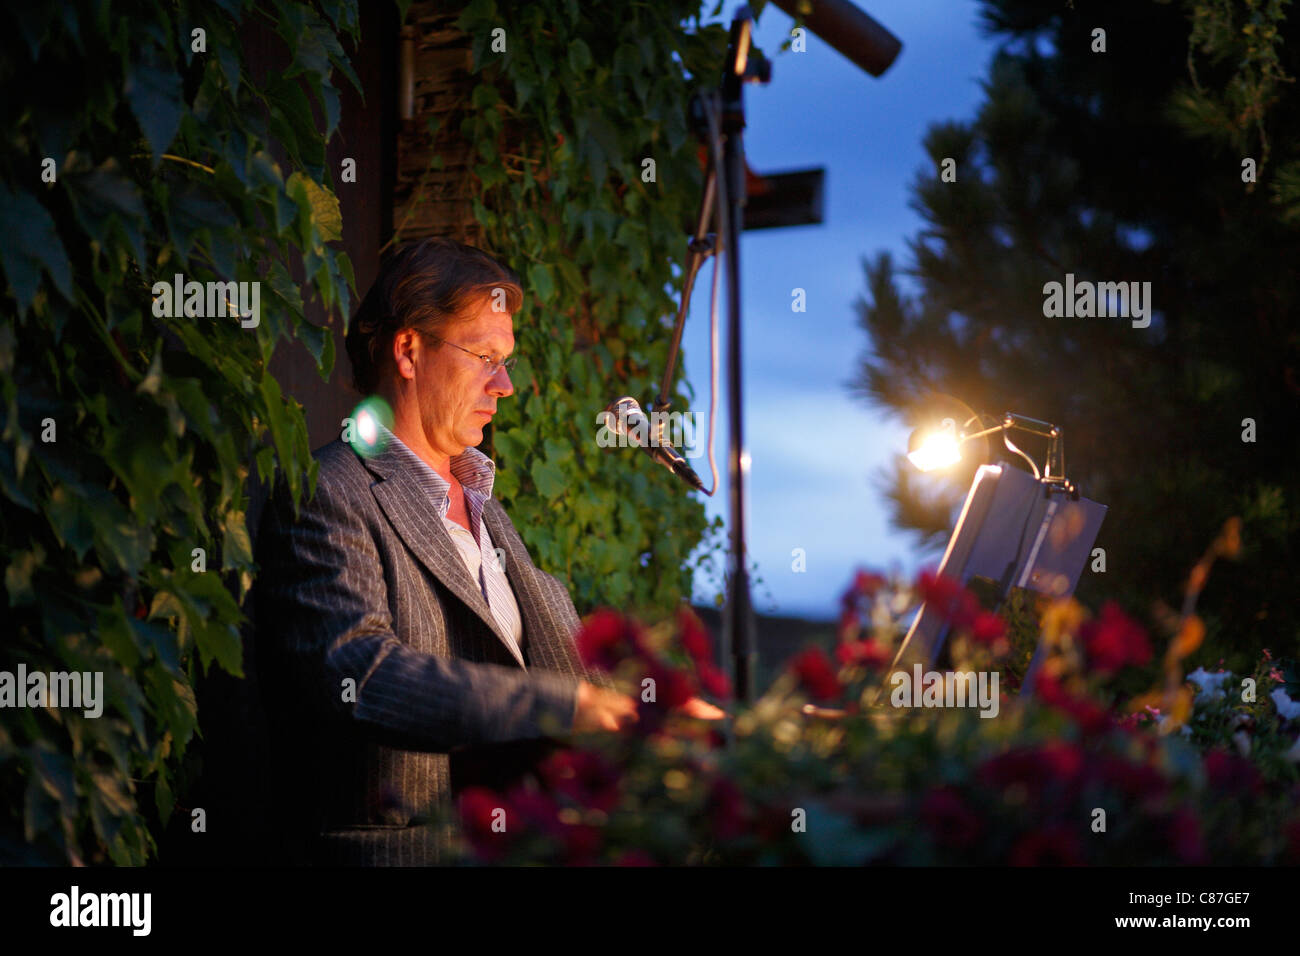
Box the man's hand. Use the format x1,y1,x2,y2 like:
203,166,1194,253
573,681,639,732
573,682,727,733
679,696,726,720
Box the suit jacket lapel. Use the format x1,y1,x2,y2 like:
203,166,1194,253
360,441,527,669
482,501,545,649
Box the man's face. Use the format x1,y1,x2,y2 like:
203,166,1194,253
411,296,515,459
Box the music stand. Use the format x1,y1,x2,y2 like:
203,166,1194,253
886,461,1107,680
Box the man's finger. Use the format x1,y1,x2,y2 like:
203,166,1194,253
680,697,726,720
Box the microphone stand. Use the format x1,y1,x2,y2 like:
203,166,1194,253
654,8,769,706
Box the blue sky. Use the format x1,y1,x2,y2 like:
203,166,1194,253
679,1,1000,619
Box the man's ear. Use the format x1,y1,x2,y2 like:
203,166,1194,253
391,329,419,379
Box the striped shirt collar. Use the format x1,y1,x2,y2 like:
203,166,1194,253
377,423,497,522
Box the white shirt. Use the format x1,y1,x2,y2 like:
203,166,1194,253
379,425,526,667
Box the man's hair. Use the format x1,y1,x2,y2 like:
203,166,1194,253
345,237,523,395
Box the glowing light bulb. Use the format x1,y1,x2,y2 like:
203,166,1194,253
906,427,962,472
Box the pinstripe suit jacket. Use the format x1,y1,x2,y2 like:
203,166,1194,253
253,435,606,866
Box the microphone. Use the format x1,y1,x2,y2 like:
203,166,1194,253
769,0,902,77
602,397,707,492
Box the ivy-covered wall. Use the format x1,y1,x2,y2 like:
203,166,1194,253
407,0,729,615
0,1,358,864
0,0,727,864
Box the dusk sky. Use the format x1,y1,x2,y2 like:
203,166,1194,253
679,2,999,619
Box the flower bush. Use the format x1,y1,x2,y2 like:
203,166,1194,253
434,525,1300,865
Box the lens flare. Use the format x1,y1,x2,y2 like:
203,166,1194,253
347,396,394,457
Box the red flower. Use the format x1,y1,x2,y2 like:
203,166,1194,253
1040,741,1085,780
696,661,732,699
614,850,656,866
1034,670,1110,735
1283,816,1300,866
978,743,1083,795
649,662,696,708
560,823,602,865
971,611,1007,645
1093,755,1168,801
706,776,749,841
853,570,887,598
576,609,646,673
1008,825,1083,866
540,749,622,813
458,787,514,862
917,570,982,631
1203,750,1262,796
1113,711,1143,732
1079,601,1151,674
631,662,696,733
790,647,842,701
677,606,714,665
1167,809,1206,864
837,606,859,642
835,637,890,669
919,786,982,850
503,785,564,839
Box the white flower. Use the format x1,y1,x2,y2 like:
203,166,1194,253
1270,687,1300,721
1186,667,1232,704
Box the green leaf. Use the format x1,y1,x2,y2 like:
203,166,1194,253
530,459,566,500
527,262,555,304
46,484,96,560
286,172,342,243
4,542,44,606
0,185,74,311
568,38,593,73
222,509,254,569
296,319,330,366
96,597,141,670
125,55,184,164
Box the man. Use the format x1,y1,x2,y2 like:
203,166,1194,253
253,238,713,866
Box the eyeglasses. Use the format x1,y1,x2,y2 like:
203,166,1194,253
421,332,518,375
